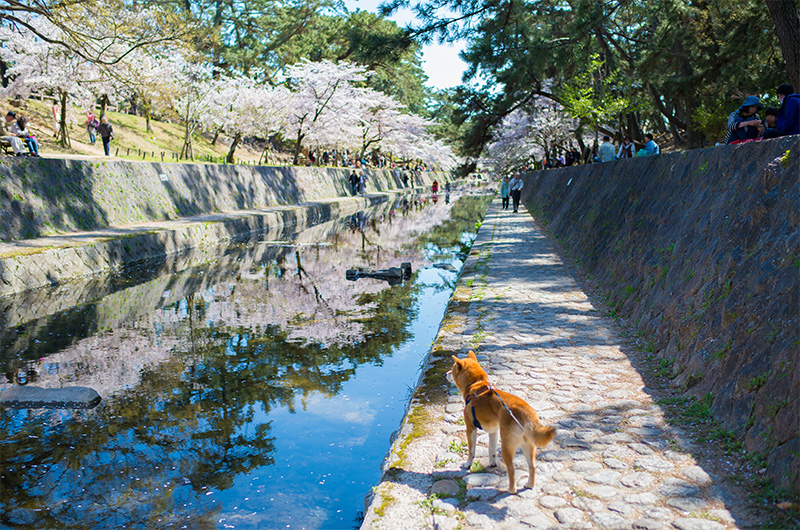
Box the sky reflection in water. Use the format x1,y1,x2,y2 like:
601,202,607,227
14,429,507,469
0,194,491,529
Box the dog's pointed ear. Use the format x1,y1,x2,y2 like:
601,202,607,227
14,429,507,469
451,355,461,364
468,350,477,360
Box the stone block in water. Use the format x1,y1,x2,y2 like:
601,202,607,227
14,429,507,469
0,386,101,409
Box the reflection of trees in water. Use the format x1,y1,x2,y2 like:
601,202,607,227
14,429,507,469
417,196,492,254
0,194,492,527
0,279,419,527
0,349,272,528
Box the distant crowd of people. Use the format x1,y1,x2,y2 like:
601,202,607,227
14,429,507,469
307,148,435,172
539,132,660,169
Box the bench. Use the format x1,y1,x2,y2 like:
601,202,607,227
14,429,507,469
0,137,13,154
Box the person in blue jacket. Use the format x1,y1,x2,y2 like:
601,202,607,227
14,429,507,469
764,83,799,139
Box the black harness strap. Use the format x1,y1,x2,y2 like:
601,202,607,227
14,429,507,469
465,384,494,431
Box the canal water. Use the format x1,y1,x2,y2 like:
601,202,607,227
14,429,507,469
0,193,492,529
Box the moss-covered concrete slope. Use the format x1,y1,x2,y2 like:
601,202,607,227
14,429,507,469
521,137,799,493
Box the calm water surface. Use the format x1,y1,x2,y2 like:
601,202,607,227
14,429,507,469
0,193,491,529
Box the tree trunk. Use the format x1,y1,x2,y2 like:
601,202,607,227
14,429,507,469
99,94,109,119
142,96,153,134
180,100,193,160
226,132,241,164
259,143,272,165
766,0,800,90
211,129,220,146
58,89,70,148
180,121,193,160
292,128,304,166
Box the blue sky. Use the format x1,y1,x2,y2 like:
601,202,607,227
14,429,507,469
342,0,468,90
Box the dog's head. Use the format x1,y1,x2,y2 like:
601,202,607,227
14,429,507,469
449,350,489,395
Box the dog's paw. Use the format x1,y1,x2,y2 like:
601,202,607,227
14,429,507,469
463,459,474,470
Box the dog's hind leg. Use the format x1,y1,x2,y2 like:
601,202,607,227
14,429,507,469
487,431,498,467
523,443,536,490
501,441,518,494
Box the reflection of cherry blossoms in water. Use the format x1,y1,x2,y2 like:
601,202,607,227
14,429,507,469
0,194,468,397
0,193,492,529
220,198,456,348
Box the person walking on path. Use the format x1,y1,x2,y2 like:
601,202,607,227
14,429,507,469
358,172,366,194
86,110,98,144
348,170,359,196
51,101,59,138
97,116,113,156
509,172,523,213
499,175,511,210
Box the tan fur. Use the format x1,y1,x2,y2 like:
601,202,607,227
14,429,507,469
449,350,556,493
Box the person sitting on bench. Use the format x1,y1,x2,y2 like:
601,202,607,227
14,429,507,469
2,111,27,156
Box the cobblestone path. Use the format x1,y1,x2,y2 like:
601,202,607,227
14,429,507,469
362,200,765,529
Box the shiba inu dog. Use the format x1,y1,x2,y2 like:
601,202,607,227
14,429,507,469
449,351,556,493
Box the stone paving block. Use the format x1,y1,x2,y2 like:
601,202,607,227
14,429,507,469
672,518,725,530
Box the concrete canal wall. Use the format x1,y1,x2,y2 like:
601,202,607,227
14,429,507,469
0,159,449,295
520,136,799,492
0,158,444,241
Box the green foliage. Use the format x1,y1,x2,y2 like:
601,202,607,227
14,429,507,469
657,393,713,426
469,461,486,473
559,54,636,133
781,150,791,168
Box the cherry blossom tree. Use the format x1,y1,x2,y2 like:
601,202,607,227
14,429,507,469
0,16,103,147
164,57,216,160
349,87,405,161
105,49,183,134
281,60,367,165
200,77,291,164
484,98,579,173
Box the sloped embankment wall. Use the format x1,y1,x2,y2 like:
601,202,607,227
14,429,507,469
521,136,799,493
0,159,444,241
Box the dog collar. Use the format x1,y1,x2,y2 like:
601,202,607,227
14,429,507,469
465,383,494,404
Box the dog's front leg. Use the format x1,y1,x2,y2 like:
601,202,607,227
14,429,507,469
464,420,477,469
487,431,498,467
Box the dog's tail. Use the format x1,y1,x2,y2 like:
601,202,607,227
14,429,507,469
529,422,556,448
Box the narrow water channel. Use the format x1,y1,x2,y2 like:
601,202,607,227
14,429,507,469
0,193,492,529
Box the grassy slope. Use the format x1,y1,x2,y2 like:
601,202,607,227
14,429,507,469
6,98,289,165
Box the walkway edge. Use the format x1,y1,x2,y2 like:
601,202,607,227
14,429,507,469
361,199,502,529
